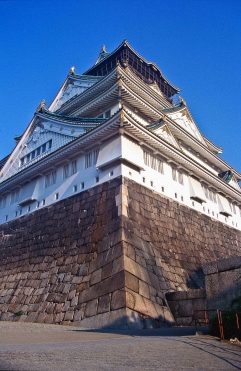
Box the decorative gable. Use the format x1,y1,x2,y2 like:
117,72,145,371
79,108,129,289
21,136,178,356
147,119,181,150
163,98,207,146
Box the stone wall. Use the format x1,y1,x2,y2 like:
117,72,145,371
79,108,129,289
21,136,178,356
166,289,206,326
0,176,241,328
204,256,241,311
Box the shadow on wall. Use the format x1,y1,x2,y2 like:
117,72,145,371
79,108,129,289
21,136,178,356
185,267,205,289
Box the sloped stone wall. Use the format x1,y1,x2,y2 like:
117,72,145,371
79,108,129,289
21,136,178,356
0,176,241,328
204,256,241,311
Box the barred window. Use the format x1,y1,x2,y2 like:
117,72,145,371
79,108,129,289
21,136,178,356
71,160,77,175
0,197,6,209
63,160,77,179
45,170,57,188
19,140,52,167
229,202,236,214
201,185,217,203
143,150,163,174
85,148,99,169
172,168,177,181
172,168,183,185
10,190,20,204
63,164,69,179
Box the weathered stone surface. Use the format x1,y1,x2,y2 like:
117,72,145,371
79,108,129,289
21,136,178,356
0,176,240,328
97,294,110,314
111,290,126,310
85,299,97,318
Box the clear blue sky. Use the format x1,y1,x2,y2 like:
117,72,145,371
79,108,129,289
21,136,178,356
1,0,241,172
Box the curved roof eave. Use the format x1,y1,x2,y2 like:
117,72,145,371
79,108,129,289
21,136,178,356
83,39,180,94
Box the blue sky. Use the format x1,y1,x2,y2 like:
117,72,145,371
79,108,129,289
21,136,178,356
1,0,241,172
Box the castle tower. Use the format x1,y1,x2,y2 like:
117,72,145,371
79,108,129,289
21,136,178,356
0,41,240,328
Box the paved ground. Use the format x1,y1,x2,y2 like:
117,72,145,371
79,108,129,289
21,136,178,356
0,322,240,371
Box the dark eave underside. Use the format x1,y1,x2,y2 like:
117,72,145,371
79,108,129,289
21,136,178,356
83,42,180,99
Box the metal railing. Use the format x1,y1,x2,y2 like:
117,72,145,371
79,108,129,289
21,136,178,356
192,309,241,340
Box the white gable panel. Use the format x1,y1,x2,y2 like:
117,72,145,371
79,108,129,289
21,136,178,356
50,78,99,112
1,129,74,181
154,126,180,149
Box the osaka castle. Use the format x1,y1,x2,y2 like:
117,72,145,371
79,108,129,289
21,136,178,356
0,40,241,328
0,40,240,228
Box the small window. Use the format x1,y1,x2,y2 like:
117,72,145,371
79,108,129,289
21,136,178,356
15,211,17,217
19,209,22,215
0,197,6,209
5,215,8,221
150,181,153,187
42,143,46,153
70,160,77,175
96,176,99,183
161,187,164,192
36,201,40,208
129,172,132,176
142,177,145,183
27,206,31,212
192,201,194,206
109,171,113,176
175,193,177,198
55,193,59,200
181,196,184,201
42,199,45,206
81,182,84,189
203,207,205,212
73,185,77,193
63,164,69,179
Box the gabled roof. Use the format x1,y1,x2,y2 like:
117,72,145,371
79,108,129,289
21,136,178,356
83,40,180,99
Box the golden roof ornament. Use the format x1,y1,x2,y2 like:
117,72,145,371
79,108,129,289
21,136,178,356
100,45,106,54
37,100,46,113
178,96,186,106
69,66,76,75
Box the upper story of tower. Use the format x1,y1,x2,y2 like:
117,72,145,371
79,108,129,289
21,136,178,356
0,40,240,227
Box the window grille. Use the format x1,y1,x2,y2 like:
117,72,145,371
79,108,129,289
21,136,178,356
201,185,217,203
143,150,164,173
229,202,236,214
45,171,57,188
172,167,184,185
63,164,69,179
71,160,77,175
0,197,6,209
19,140,52,167
10,190,20,204
85,148,99,169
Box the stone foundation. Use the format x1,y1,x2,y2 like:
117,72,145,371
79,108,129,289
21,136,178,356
166,289,206,326
204,256,241,312
0,176,241,328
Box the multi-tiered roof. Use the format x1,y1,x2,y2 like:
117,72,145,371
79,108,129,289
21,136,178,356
0,40,240,226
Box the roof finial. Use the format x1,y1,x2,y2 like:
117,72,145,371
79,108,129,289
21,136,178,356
69,66,76,75
178,96,186,106
100,45,106,54
37,99,46,113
